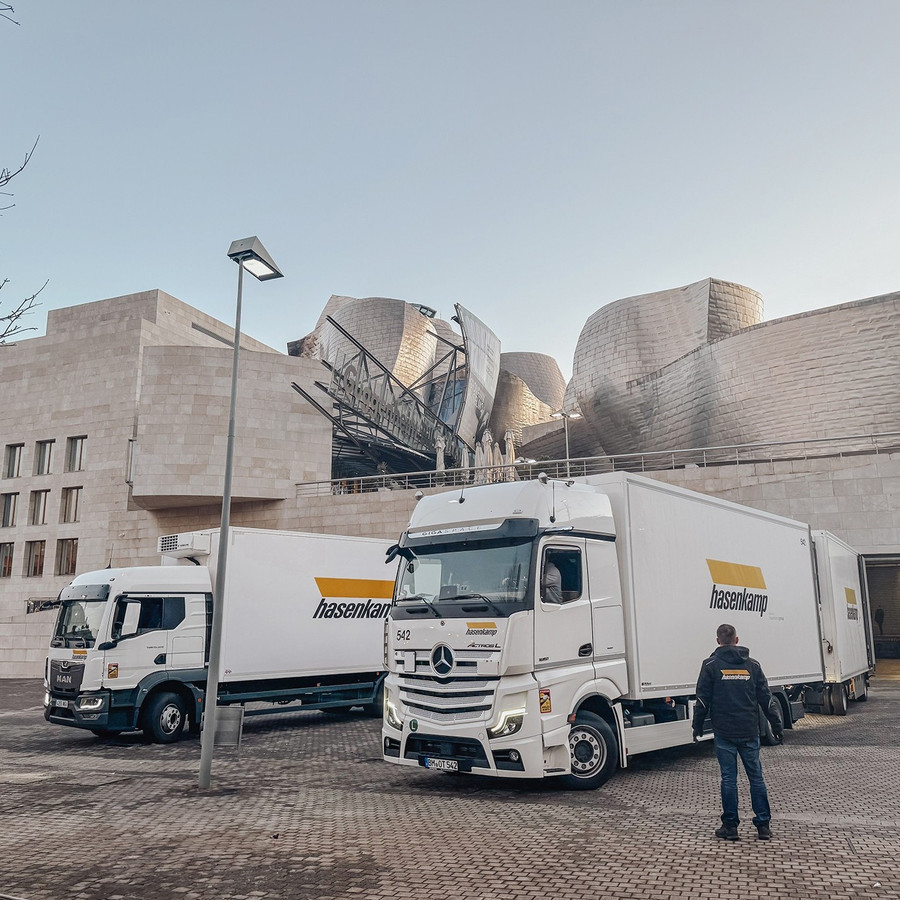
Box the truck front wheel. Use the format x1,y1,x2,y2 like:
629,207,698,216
141,691,187,743
561,711,617,790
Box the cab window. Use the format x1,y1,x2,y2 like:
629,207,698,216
111,596,185,640
541,549,582,604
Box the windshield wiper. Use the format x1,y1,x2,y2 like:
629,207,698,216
450,592,506,617
396,594,441,617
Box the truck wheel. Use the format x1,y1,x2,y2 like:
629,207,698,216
759,702,783,746
141,691,187,743
561,711,617,790
829,684,848,716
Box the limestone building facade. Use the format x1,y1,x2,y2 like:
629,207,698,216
0,291,332,676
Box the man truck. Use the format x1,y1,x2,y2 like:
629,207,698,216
45,527,395,742
381,472,873,788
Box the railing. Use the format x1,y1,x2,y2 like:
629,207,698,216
296,431,900,498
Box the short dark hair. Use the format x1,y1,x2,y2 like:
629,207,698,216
716,623,737,645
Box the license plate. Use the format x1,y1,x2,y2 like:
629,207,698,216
423,757,458,772
53,699,70,709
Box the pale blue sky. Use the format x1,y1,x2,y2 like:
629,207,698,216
4,1,899,377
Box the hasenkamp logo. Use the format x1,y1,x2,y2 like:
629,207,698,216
312,578,394,619
707,560,769,617
845,587,859,621
466,621,498,636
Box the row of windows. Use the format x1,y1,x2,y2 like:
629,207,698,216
0,538,78,578
1,487,82,527
3,437,86,478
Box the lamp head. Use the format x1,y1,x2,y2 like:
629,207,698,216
227,236,284,281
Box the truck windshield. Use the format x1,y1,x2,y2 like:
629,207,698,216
51,600,107,648
395,539,533,618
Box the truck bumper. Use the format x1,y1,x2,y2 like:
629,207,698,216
44,690,120,731
382,721,550,779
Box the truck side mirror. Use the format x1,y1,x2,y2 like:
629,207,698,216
97,640,118,651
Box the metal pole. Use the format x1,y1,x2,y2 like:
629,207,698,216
564,415,571,478
199,259,244,790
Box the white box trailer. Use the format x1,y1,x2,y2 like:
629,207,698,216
44,527,395,742
808,529,874,713
381,473,872,788
596,473,824,701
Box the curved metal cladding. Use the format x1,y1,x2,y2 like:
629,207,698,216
571,279,900,455
499,352,567,411
316,296,439,387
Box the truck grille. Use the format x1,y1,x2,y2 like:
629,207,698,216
397,672,498,723
49,660,85,695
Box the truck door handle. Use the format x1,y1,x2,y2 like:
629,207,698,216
154,653,166,665
578,643,593,657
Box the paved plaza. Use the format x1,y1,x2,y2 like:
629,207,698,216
1,664,899,900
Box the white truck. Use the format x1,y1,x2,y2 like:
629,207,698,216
44,527,395,742
381,472,873,788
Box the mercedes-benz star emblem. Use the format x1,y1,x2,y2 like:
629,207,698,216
431,643,454,677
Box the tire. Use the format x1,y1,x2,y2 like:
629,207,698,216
829,684,848,717
759,700,784,746
141,691,187,743
560,711,617,790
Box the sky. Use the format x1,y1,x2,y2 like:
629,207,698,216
4,1,900,379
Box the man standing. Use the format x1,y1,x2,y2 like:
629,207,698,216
692,623,783,841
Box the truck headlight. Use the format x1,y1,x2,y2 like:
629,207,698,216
385,698,404,730
487,707,526,739
77,696,105,711
44,692,50,708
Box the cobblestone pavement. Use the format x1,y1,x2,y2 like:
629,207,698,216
2,664,899,900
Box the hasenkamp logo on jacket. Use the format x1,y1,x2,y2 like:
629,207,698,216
312,578,394,619
706,560,769,617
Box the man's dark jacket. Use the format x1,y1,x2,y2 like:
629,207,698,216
692,644,781,741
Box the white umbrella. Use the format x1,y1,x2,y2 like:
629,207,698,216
503,429,517,481
492,441,504,482
434,434,446,472
479,429,493,484
474,440,486,483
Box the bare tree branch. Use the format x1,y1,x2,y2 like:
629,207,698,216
0,3,19,25
1,135,39,212
0,278,47,343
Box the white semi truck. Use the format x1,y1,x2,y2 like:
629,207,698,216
381,473,873,788
44,527,395,742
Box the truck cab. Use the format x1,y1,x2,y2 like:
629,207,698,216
382,478,629,788
44,567,211,741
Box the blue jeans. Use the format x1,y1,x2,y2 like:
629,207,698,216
714,734,771,827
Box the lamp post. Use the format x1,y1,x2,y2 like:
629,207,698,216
198,236,283,791
550,409,582,478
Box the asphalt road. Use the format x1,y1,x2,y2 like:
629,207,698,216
1,665,899,900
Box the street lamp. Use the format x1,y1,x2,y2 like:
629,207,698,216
551,409,582,478
198,236,283,791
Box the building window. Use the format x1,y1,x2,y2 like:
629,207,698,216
65,436,87,473
56,538,78,576
4,444,24,478
61,487,82,524
1,493,18,528
29,490,50,526
24,540,45,577
34,440,54,476
0,542,12,578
